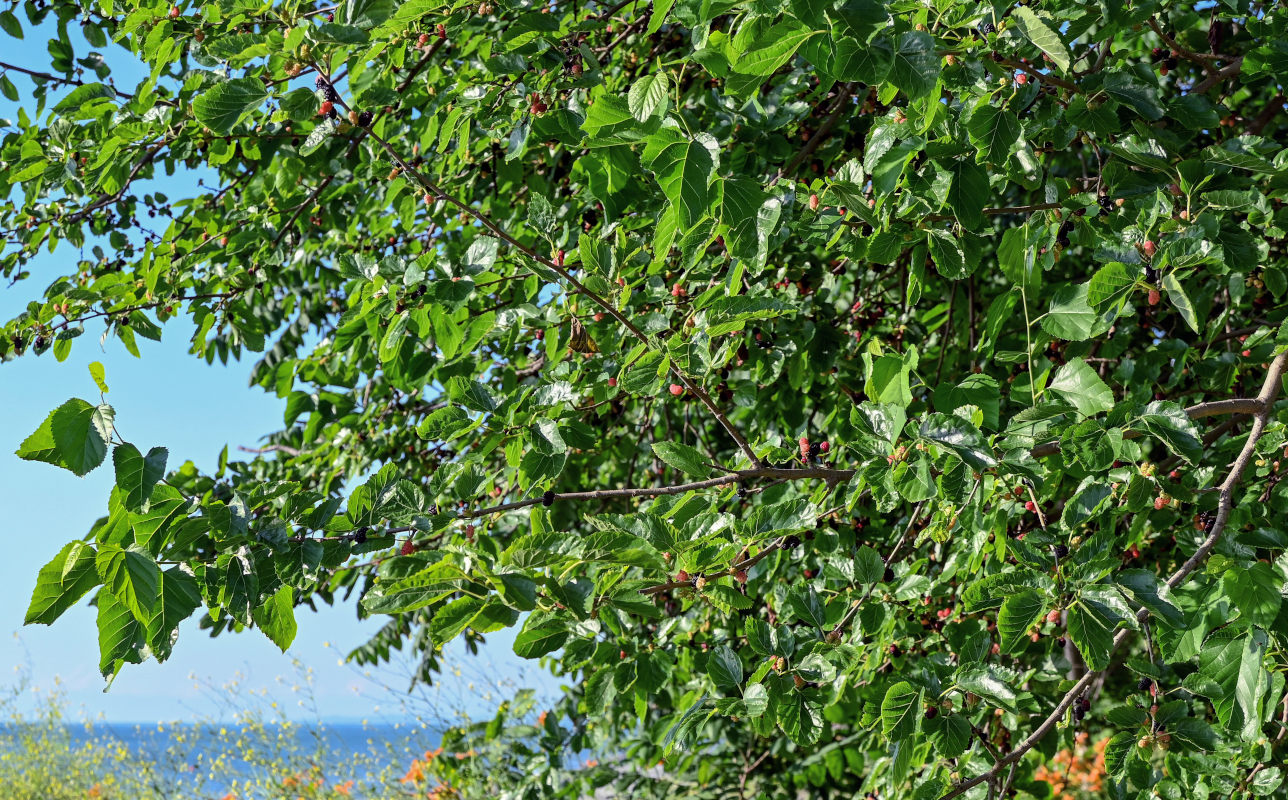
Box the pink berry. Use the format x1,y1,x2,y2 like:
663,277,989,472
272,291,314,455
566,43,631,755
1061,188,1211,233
819,441,830,453
1024,501,1037,513
668,384,684,396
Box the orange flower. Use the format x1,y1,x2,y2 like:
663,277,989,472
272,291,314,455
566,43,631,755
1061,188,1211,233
335,780,354,796
584,759,599,768
424,747,443,761
401,760,425,785
87,785,102,798
538,710,548,726
220,795,237,800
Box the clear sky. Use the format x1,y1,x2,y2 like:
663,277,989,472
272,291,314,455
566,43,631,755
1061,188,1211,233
0,14,556,724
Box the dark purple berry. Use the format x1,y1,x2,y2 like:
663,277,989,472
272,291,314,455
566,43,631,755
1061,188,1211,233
541,489,555,507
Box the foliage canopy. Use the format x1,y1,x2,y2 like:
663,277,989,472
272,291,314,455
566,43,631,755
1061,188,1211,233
4,0,1288,796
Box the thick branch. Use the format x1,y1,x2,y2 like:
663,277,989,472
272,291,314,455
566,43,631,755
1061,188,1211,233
1029,396,1265,458
1191,56,1242,94
776,83,856,182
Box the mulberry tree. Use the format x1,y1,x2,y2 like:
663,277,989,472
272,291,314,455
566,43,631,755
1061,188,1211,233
4,0,1288,797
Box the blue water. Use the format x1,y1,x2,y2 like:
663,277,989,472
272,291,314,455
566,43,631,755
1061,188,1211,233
3,721,444,798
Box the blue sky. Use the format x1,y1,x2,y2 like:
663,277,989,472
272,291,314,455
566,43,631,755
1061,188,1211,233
1,14,556,724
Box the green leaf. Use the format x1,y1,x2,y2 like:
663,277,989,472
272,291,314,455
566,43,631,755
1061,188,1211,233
1116,569,1185,628
889,31,939,99
113,444,168,511
1011,8,1070,72
96,589,145,679
16,398,114,476
707,645,743,690
881,681,921,741
25,541,100,625
1199,625,1270,740
651,441,713,478
642,130,715,230
1048,358,1114,417
527,192,557,234
88,361,109,393
997,589,1045,654
731,21,816,77
1222,563,1283,628
1041,284,1096,341
146,567,201,662
787,585,826,628
627,72,669,122
927,229,967,279
954,664,1020,713
946,159,989,231
95,545,161,623
430,596,485,645
967,105,1021,164
1135,401,1203,464
1103,731,1137,775
1068,586,1135,670
1061,481,1113,529
1087,262,1134,309
919,413,996,469
252,584,297,652
513,621,567,658
1162,272,1199,333
192,77,269,135
854,545,884,583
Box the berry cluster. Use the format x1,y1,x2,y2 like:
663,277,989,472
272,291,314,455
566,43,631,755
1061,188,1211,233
316,76,341,122
1151,46,1179,76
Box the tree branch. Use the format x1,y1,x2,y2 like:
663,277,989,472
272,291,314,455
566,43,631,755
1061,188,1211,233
1029,396,1266,458
775,83,856,183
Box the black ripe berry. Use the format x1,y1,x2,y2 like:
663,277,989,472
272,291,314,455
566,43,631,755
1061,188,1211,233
315,75,328,89
1144,265,1160,285
977,21,996,35
1056,636,1066,647
541,489,555,507
1138,676,1153,690
33,335,47,350
1053,544,1069,559
353,527,369,544
883,567,895,583
1056,219,1073,247
784,535,802,550
357,110,373,127
924,706,938,720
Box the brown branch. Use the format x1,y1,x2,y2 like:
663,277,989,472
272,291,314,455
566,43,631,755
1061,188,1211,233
775,83,856,183
61,142,167,225
0,60,140,102
1191,56,1242,94
996,56,1080,94
940,351,1288,800
921,201,1063,223
1029,396,1266,458
237,444,302,457
1145,17,1224,67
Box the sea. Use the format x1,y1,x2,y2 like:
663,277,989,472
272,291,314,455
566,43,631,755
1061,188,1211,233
3,721,445,799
